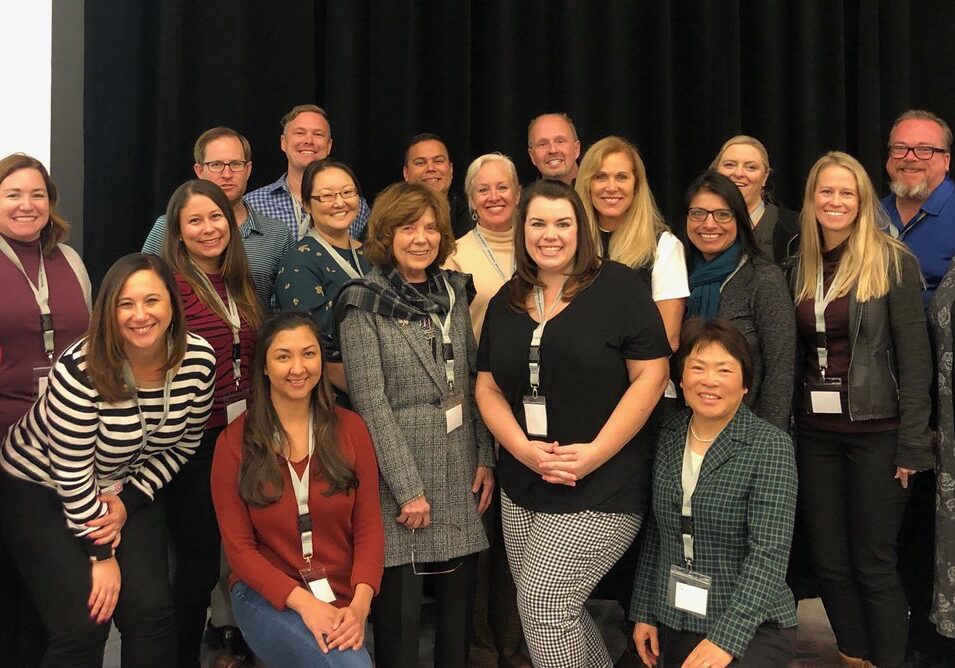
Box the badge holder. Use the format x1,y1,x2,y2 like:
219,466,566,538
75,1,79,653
32,365,53,397
224,391,248,424
523,394,548,437
666,564,711,618
98,480,124,496
300,562,336,603
441,393,463,434
804,375,844,415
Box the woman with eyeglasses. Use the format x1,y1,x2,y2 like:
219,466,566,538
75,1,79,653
162,179,262,666
336,182,494,667
683,171,795,430
792,152,932,668
276,159,370,403
710,135,800,262
211,311,384,667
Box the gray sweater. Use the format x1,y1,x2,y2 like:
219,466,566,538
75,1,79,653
719,255,796,430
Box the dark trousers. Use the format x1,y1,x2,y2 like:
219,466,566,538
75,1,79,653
371,552,479,668
0,531,47,666
160,426,223,667
0,471,176,668
798,429,910,667
657,623,795,667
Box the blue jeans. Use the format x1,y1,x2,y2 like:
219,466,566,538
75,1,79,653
230,581,372,668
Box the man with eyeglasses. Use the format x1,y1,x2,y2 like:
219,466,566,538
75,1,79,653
245,104,371,241
142,126,293,312
527,112,581,184
881,108,955,667
402,133,472,238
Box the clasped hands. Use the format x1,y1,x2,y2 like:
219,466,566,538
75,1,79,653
518,439,601,486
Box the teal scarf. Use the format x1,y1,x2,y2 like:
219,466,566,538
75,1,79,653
687,242,741,319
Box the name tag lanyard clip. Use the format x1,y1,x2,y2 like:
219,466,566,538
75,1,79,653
194,268,244,389
428,276,457,394
813,264,839,379
0,237,55,362
528,284,564,399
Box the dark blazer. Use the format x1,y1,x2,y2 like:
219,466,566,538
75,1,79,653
630,405,798,659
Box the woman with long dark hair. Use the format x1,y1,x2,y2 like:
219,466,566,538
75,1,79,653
211,311,383,667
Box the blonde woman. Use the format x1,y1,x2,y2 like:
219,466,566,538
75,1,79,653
792,152,932,668
710,135,799,262
576,136,687,352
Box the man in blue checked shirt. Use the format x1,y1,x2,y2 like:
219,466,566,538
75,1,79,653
245,104,371,241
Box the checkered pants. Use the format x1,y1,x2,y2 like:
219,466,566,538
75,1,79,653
500,490,642,668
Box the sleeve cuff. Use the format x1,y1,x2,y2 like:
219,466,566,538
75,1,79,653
83,538,113,560
118,484,152,516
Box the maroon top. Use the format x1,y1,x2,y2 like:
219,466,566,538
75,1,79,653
175,272,256,429
211,409,385,610
796,242,898,433
0,235,89,432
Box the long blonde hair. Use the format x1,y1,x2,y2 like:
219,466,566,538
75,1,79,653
575,136,667,269
794,151,915,303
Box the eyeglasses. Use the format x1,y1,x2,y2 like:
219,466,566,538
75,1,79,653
687,207,734,223
888,144,949,160
411,522,462,575
202,160,250,173
311,188,359,203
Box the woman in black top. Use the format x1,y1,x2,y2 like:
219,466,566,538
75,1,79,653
475,180,671,667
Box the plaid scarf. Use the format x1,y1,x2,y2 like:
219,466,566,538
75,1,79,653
334,265,469,326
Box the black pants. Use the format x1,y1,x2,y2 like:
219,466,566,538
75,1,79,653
798,429,910,667
657,623,795,667
0,530,47,666
371,552,478,668
160,426,223,667
0,471,176,668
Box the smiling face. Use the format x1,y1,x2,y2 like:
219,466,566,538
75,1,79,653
686,191,738,260
194,136,251,206
116,269,174,358
469,160,518,231
681,342,747,424
307,167,358,238
0,168,50,242
281,111,333,171
813,165,859,250
527,114,580,182
265,324,323,405
524,196,578,276
887,118,951,200
403,139,453,194
589,151,635,229
179,193,231,272
392,207,441,282
715,143,769,210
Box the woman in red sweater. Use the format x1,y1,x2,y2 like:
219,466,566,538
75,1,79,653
211,311,384,667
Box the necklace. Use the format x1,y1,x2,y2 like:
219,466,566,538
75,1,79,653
689,420,718,443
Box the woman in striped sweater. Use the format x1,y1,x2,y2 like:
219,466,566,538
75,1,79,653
161,179,262,666
0,253,216,667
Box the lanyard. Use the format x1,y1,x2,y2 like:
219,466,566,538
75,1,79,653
428,276,457,392
291,197,310,240
813,263,840,375
528,284,565,397
193,269,243,387
121,362,173,472
306,228,364,279
472,227,512,280
680,434,706,567
0,236,54,361
285,415,316,566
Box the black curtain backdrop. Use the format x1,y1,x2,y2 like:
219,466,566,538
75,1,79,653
84,0,955,285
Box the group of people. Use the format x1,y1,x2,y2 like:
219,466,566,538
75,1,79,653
0,102,953,668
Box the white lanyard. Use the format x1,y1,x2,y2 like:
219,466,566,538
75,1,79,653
121,362,173,471
285,416,316,565
306,228,364,279
427,276,457,392
680,434,706,566
291,197,310,240
472,227,512,280
528,284,565,396
193,269,243,387
0,236,54,360
813,263,840,375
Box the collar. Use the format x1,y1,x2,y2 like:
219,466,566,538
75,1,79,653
263,173,291,195
240,203,262,238
885,177,955,230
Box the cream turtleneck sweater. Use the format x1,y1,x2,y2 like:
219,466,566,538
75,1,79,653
444,225,515,341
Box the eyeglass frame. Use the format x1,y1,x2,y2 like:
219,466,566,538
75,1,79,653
410,521,463,576
201,160,250,173
687,207,735,223
887,144,949,161
310,188,360,204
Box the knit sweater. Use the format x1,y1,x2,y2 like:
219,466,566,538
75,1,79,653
444,225,514,341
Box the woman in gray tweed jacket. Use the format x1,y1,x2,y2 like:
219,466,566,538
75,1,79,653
336,182,494,668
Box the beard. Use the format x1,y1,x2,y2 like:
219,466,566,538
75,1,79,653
889,177,932,201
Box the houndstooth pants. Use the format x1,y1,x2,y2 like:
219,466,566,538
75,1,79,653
500,490,642,668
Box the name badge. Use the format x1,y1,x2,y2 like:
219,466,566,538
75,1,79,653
804,376,844,415
441,394,464,434
99,480,124,496
224,389,249,425
523,395,548,437
33,365,52,398
667,564,711,618
300,564,336,603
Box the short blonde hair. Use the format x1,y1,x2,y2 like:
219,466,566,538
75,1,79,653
363,182,456,268
464,153,520,207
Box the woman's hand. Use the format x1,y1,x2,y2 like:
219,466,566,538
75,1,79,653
513,439,559,475
538,442,603,485
633,622,660,667
86,494,128,545
88,558,121,624
472,466,495,515
396,495,431,529
288,588,339,653
682,638,733,668
325,602,369,651
895,467,916,489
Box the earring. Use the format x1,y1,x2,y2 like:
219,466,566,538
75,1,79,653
470,210,478,222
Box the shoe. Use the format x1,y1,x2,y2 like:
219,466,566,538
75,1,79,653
221,626,254,666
